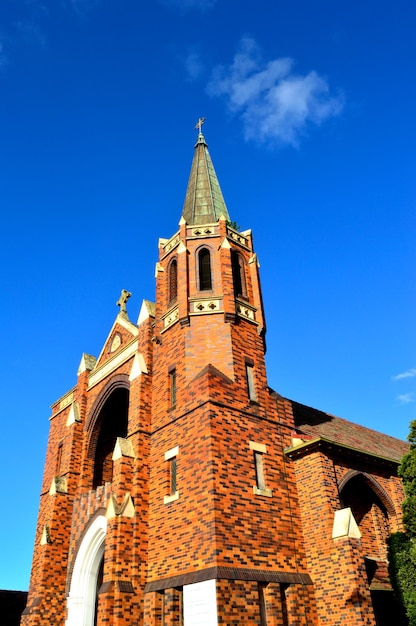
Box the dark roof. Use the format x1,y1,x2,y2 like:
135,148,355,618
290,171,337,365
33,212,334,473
0,590,28,626
288,398,409,462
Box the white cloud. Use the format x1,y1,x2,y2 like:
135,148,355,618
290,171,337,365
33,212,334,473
207,37,343,147
397,393,416,405
392,368,416,381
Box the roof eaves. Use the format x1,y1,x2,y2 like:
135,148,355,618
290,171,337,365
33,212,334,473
284,436,402,465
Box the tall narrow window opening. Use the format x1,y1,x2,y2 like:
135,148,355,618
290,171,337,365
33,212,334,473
254,451,266,491
56,442,63,475
232,250,247,298
169,368,177,407
246,362,257,401
249,441,272,498
164,446,179,503
170,456,177,495
168,259,178,305
198,248,212,291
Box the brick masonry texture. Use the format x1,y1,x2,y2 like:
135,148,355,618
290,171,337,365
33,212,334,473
22,156,407,625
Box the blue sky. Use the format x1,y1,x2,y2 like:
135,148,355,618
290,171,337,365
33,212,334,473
0,0,415,591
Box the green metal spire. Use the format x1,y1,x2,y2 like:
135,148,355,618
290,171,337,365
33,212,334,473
181,125,230,225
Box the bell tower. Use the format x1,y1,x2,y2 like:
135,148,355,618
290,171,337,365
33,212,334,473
143,123,313,623
22,122,316,626
150,123,268,430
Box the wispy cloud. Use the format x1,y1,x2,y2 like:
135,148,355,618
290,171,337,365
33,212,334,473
68,0,101,14
184,50,205,81
397,393,416,405
0,0,101,70
392,368,416,381
15,21,47,49
0,41,8,70
207,37,343,148
159,0,217,12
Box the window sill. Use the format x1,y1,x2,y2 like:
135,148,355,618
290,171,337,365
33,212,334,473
252,486,272,498
164,491,179,504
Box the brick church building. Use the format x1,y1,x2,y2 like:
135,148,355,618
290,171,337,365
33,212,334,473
22,125,408,625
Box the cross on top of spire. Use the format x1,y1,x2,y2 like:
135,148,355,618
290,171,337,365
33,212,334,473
194,117,206,133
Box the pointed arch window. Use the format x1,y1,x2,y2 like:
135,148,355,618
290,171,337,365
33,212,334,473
231,250,247,298
168,259,178,305
92,388,129,488
198,248,212,291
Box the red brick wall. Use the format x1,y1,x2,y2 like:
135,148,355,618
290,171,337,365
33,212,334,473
291,436,405,625
22,217,404,626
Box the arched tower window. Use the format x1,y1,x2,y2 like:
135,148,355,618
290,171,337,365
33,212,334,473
231,250,247,298
92,388,129,488
198,248,212,291
168,258,178,305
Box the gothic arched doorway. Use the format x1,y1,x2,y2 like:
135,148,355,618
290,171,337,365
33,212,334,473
66,515,106,626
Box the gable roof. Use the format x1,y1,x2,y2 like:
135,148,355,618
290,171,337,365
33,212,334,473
274,393,408,462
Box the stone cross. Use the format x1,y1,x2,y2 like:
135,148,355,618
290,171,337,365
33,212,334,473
116,289,132,317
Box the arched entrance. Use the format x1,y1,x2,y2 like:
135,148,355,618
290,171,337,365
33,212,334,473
340,473,391,559
66,515,107,626
339,472,407,626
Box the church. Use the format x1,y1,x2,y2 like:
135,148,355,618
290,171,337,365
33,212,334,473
22,124,408,625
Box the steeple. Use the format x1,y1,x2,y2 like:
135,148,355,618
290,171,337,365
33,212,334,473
181,125,230,225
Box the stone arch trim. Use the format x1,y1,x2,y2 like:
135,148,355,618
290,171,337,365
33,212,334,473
338,469,396,517
194,241,215,254
66,513,107,626
66,508,107,595
85,374,130,459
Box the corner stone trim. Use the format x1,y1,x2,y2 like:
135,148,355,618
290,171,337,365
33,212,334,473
162,305,179,329
236,302,256,322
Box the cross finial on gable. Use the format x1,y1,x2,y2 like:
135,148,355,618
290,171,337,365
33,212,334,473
116,289,132,318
